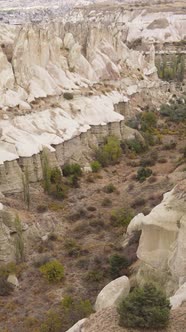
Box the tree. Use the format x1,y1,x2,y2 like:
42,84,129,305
118,283,171,329
14,215,24,263
22,166,30,210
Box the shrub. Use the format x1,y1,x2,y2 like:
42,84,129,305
110,208,134,228
85,270,104,283
42,149,51,194
0,277,14,296
124,138,145,154
102,198,112,207
0,262,23,278
95,136,122,167
40,260,64,282
50,182,67,200
37,205,48,213
160,99,186,122
63,163,82,177
14,215,24,263
118,283,171,329
102,183,116,193
140,111,157,132
158,157,167,164
140,151,158,167
60,296,93,329
64,239,81,257
136,167,152,182
40,310,62,332
67,174,80,188
91,161,101,173
131,198,146,209
50,167,62,184
63,92,74,100
162,141,177,150
142,131,155,146
109,254,129,279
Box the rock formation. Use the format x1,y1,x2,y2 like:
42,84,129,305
0,3,170,193
95,276,130,311
127,180,186,297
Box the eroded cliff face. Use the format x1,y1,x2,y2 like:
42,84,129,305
0,1,184,189
0,6,168,193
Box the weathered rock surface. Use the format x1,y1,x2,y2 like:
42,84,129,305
127,180,186,293
7,274,19,287
0,204,16,262
170,282,186,310
95,276,130,311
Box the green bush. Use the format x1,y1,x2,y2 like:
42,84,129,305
118,283,171,329
160,99,186,122
63,163,82,177
63,92,74,100
67,174,80,188
91,161,101,173
40,310,62,332
136,167,152,182
95,136,122,167
124,138,145,154
40,260,64,282
0,276,14,296
50,182,68,200
50,167,62,184
102,183,116,193
140,111,157,132
85,269,104,283
101,198,112,207
64,239,81,257
109,254,129,279
60,295,93,329
110,208,134,228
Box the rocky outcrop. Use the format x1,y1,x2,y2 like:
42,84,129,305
127,180,186,294
95,276,130,311
0,205,17,262
170,283,186,310
0,113,140,193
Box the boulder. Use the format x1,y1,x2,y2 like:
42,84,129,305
95,276,130,311
7,274,19,287
64,33,75,50
170,283,186,310
65,318,87,332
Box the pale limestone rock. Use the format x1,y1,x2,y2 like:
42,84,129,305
7,274,19,287
68,43,97,81
0,46,14,91
66,319,87,332
19,101,31,111
170,283,186,310
128,181,186,291
90,49,120,80
64,33,75,50
95,276,130,311
127,213,144,235
0,205,15,262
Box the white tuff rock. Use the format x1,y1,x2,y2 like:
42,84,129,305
95,276,130,311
